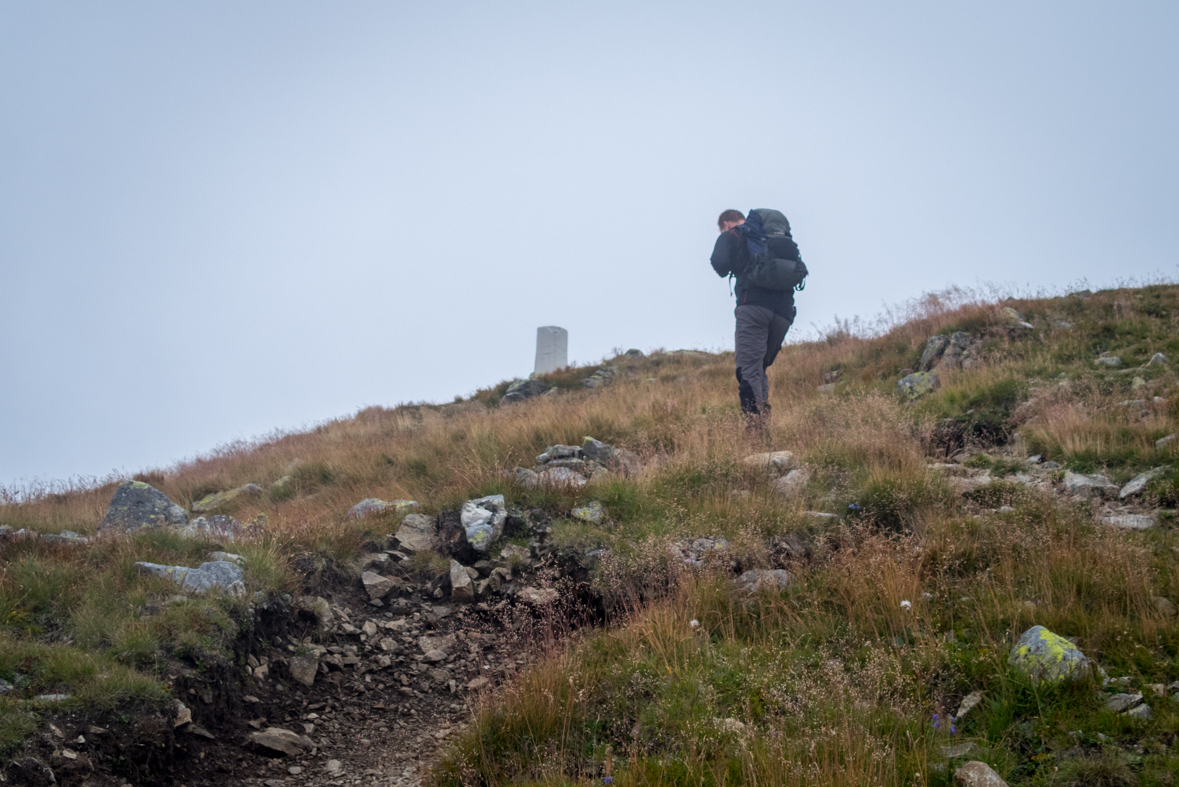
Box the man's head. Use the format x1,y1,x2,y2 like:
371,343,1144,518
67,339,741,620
717,209,745,233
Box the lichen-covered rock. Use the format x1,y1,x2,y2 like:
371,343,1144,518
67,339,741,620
394,514,436,552
348,498,418,520
537,445,581,463
938,332,975,370
1008,625,1098,684
461,495,507,552
135,560,246,598
501,378,551,405
538,467,587,489
191,484,263,513
581,437,614,462
100,481,188,532
898,371,938,399
582,365,617,389
572,501,604,524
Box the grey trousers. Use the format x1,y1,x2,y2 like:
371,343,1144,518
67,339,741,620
734,304,792,415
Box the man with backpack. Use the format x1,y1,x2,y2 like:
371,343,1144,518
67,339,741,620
710,208,807,436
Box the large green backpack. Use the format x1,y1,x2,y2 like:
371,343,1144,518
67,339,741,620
740,208,808,292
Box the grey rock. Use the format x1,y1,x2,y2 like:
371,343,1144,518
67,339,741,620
898,371,938,399
100,480,188,532
1124,703,1152,719
670,537,729,566
289,652,319,687
500,544,531,563
501,378,552,405
954,761,1008,786
174,700,192,727
1148,352,1168,366
0,678,12,695
461,494,507,552
177,514,246,541
1000,307,1024,326
1095,356,1122,367
192,484,263,513
299,596,333,628
816,383,836,393
514,467,541,488
1104,693,1143,712
920,335,951,371
571,501,604,524
1155,596,1177,618
450,560,475,603
938,332,973,371
1157,433,1177,449
772,468,811,498
394,513,436,552
580,437,615,462
538,467,587,489
736,569,792,592
422,649,448,663
1062,471,1118,497
249,727,310,756
207,551,244,565
135,560,246,597
361,571,395,602
1120,466,1170,498
743,451,795,471
348,498,418,520
1100,514,1155,530
1008,625,1097,684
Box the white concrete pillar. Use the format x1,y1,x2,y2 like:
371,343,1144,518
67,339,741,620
534,326,568,375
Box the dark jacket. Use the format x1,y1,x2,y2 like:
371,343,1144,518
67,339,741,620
710,228,796,318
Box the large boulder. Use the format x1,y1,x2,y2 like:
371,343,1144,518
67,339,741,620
135,560,246,598
100,481,188,532
1008,625,1098,685
394,514,436,552
192,484,263,513
461,495,507,552
349,498,418,520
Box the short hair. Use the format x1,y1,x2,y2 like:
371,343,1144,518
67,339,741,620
717,209,745,230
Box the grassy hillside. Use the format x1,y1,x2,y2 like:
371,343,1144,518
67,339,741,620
4,284,1179,786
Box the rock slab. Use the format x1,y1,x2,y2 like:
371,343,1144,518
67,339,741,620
349,498,418,520
136,560,246,597
394,514,436,552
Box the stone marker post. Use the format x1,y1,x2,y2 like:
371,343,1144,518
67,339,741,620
534,326,568,375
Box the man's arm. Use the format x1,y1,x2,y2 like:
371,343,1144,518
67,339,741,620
710,232,737,277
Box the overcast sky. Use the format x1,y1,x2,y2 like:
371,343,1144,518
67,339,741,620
3,1,1177,487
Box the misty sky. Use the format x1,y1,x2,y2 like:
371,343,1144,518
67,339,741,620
3,1,1177,487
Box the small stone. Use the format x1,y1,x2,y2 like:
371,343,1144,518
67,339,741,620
954,761,1008,786
1095,356,1122,367
423,649,448,663
1155,597,1177,617
325,759,343,775
288,766,304,775
743,451,795,471
174,701,192,727
1148,352,1168,366
1157,434,1177,449
518,586,559,605
289,652,319,687
361,571,395,602
450,560,475,603
467,676,490,690
249,727,308,756
362,620,378,637
955,691,985,720
349,499,418,520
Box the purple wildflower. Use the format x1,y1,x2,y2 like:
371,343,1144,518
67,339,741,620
604,778,613,785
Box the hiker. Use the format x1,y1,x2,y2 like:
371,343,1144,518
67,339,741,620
710,208,807,435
